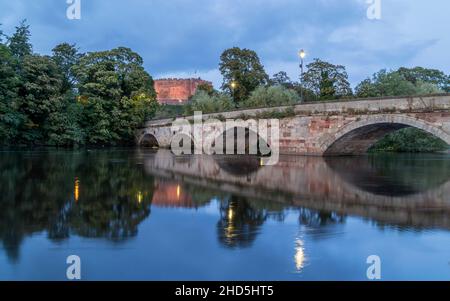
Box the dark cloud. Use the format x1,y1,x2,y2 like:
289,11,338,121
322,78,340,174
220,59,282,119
1,0,448,87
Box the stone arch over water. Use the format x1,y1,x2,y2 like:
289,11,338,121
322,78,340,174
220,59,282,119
139,133,160,148
321,114,450,156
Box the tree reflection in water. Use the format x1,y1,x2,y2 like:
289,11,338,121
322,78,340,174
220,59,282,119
0,150,154,262
298,209,346,239
217,196,268,249
3,149,448,266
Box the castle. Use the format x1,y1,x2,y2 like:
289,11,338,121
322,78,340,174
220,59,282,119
154,78,213,105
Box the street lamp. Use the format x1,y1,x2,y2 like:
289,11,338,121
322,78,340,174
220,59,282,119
230,81,237,102
298,49,306,103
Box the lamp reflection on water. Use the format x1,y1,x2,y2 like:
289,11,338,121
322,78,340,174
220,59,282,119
294,238,306,271
225,205,236,240
176,185,181,200
74,177,80,203
137,191,143,204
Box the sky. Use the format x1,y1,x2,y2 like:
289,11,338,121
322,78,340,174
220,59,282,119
0,0,449,89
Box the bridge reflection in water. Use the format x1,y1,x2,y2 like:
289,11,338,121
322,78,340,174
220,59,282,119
143,149,450,231
1,148,450,278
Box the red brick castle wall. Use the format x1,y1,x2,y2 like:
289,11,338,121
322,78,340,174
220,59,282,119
154,78,212,105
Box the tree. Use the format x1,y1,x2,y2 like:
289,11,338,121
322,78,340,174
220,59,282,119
318,70,336,100
219,47,269,104
72,47,158,144
52,43,82,93
397,67,449,93
0,23,4,43
7,20,32,59
355,69,419,98
355,68,445,98
196,82,215,96
271,71,292,87
302,59,352,100
17,55,64,143
0,44,23,143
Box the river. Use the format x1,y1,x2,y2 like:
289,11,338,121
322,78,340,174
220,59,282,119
0,149,449,280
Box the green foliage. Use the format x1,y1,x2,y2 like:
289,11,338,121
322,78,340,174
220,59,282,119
72,47,158,145
44,99,85,146
302,59,352,100
0,21,157,147
355,68,446,98
154,104,184,119
7,20,32,59
219,47,269,104
369,128,448,153
356,69,421,97
270,71,292,87
196,82,215,96
18,54,64,143
52,43,82,93
185,90,235,115
397,67,449,93
0,44,24,143
243,85,300,108
357,67,449,153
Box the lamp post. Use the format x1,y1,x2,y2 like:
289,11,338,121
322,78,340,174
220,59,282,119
298,49,306,103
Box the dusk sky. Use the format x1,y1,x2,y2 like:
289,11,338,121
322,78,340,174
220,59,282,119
1,0,449,88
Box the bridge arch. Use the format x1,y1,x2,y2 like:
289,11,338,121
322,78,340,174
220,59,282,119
210,126,272,155
139,133,160,148
321,114,450,156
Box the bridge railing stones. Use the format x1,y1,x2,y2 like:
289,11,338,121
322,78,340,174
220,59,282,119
143,94,450,127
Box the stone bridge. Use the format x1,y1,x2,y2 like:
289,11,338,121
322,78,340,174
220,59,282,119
137,94,450,156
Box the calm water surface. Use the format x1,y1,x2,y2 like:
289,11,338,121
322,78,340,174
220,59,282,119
0,149,450,280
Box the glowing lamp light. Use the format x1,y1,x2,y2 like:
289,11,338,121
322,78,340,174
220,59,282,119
299,49,306,59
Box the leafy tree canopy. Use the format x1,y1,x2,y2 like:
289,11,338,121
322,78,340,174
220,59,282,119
219,47,269,104
72,47,158,144
271,71,292,87
7,19,32,60
52,43,82,93
302,59,352,100
355,68,446,98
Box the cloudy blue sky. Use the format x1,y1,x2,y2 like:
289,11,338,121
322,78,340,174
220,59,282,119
0,0,449,88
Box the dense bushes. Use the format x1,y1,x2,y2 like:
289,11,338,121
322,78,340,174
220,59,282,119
243,85,299,108
184,91,234,115
370,128,448,153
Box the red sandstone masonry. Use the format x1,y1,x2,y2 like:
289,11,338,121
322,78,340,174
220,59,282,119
154,78,212,105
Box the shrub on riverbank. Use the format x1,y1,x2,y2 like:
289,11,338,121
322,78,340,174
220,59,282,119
242,85,299,108
184,91,235,115
369,128,449,153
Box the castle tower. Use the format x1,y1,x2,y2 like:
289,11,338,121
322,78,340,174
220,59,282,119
154,78,213,105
